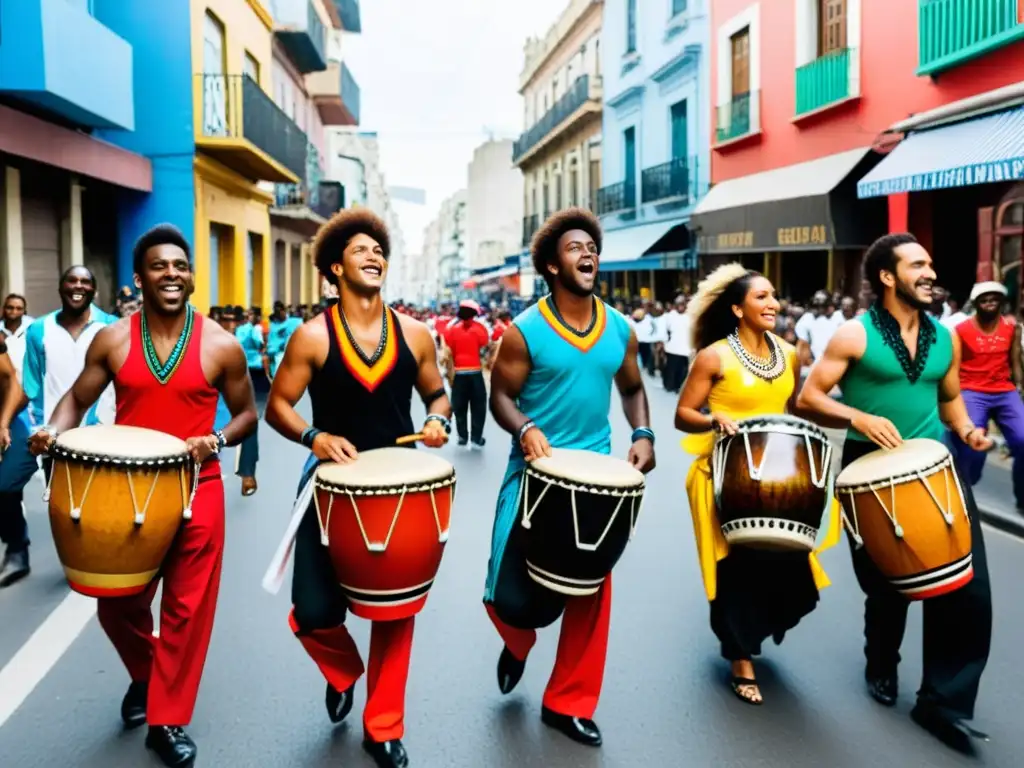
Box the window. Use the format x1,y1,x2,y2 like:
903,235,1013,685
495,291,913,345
569,161,579,207
555,173,563,211
626,0,637,53
672,0,688,16
542,174,550,217
202,12,227,135
819,0,847,55
624,127,636,189
589,159,601,209
203,12,226,74
244,52,260,82
670,100,688,159
731,28,750,98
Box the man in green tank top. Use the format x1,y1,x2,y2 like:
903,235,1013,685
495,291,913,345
798,233,993,752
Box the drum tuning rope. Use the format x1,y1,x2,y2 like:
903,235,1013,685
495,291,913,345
126,468,163,526
62,463,98,523
913,462,967,526
430,487,450,544
316,485,410,553
518,474,553,531
183,462,200,521
42,461,56,503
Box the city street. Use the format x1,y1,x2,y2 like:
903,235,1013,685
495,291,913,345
1,381,1023,768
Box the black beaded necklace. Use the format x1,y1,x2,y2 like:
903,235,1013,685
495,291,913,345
869,303,935,384
339,305,388,366
545,295,598,338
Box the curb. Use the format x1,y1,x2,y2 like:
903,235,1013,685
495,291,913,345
979,505,1024,539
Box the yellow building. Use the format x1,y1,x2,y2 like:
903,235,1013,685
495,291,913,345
190,0,308,313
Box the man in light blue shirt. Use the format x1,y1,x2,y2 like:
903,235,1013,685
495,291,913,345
233,306,267,496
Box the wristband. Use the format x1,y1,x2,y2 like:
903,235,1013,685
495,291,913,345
424,414,451,434
300,426,323,449
518,420,537,444
213,430,226,453
631,427,655,445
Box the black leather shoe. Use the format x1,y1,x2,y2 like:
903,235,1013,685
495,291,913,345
120,681,147,729
866,675,898,707
325,681,355,724
497,645,526,694
0,549,30,587
911,705,989,753
362,738,409,767
541,706,602,746
145,726,197,767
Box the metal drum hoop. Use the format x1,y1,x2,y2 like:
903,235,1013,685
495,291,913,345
519,466,645,552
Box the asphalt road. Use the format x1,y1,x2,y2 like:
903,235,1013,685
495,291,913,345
1,381,1023,767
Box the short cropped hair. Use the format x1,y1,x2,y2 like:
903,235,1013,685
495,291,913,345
863,233,918,300
312,209,390,286
3,293,26,308
530,207,602,287
133,224,192,274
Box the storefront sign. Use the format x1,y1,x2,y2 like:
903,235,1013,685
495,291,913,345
692,195,837,254
777,225,828,246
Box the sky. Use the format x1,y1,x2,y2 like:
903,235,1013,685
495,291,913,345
342,0,562,252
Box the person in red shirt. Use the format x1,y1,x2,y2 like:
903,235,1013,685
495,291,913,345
954,281,1024,510
445,299,490,447
487,310,511,369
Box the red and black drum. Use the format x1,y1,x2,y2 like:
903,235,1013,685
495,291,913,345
712,414,833,551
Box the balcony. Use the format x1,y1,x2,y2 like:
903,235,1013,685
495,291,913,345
641,157,695,205
274,140,324,209
0,0,133,130
918,0,1024,75
596,181,637,216
307,61,361,125
274,0,328,74
513,74,603,166
333,0,362,32
522,214,540,247
195,74,307,183
715,91,761,145
795,48,858,117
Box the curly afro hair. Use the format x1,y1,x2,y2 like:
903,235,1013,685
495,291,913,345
313,208,391,286
531,207,602,288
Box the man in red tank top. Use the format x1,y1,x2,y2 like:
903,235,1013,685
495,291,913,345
29,225,258,767
954,281,1024,511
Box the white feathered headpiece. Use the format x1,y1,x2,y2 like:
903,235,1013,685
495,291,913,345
687,263,751,350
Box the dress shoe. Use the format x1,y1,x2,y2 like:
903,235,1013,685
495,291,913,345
866,675,897,707
497,645,526,694
0,549,30,587
362,738,409,768
120,680,148,729
325,681,355,724
541,706,602,747
145,726,197,767
911,705,989,753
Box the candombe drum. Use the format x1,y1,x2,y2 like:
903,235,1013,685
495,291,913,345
314,447,456,620
835,438,972,600
518,448,646,596
713,414,833,551
47,425,197,597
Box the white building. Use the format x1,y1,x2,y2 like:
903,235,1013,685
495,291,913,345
466,140,524,272
428,190,468,302
420,218,443,304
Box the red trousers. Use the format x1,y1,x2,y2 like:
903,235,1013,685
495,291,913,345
486,575,612,718
97,478,224,726
290,611,415,742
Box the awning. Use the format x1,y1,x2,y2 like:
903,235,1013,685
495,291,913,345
857,105,1024,199
476,265,518,281
691,148,883,254
601,219,685,265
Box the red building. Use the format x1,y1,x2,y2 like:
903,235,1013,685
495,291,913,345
692,0,1024,304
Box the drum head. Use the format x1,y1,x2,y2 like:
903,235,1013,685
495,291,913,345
53,425,189,463
316,447,455,489
735,413,829,442
836,438,950,489
529,448,644,489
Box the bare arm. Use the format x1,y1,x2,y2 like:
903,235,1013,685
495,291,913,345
674,347,720,433
403,317,452,420
47,326,119,433
614,328,651,430
787,349,847,428
796,338,813,368
265,320,324,444
0,353,23,445
938,330,974,438
1012,322,1023,389
488,325,532,437
213,330,258,446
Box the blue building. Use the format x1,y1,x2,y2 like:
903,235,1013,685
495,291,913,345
597,0,710,301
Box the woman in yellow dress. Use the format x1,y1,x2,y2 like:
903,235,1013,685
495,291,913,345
675,264,840,705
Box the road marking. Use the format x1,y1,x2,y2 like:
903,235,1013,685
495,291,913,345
0,592,96,730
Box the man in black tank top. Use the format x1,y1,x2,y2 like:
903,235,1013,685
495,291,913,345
266,210,451,768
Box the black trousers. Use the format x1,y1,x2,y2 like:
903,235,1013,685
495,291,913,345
451,372,486,443
291,498,349,630
0,491,27,552
637,342,654,375
841,438,992,722
662,353,689,392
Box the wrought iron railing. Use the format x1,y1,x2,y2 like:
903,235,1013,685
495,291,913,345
274,141,325,208
307,0,327,63
341,62,361,124
715,91,756,143
795,48,853,115
641,157,693,204
513,75,597,163
596,181,636,216
522,213,540,247
918,0,1024,75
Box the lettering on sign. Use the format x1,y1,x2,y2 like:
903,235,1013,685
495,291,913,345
777,225,828,246
715,231,754,249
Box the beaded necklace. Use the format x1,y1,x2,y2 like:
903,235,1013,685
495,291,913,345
726,330,787,382
545,295,598,338
339,306,388,366
868,303,935,384
142,305,194,385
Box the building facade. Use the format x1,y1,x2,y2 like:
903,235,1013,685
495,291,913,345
466,139,524,274
514,0,604,295
437,190,469,301
598,0,711,301
694,0,1024,301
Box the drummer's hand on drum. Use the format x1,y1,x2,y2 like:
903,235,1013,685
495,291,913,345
520,425,552,462
851,413,902,450
709,413,739,436
627,439,656,473
312,432,358,464
420,419,448,448
28,428,55,457
186,435,221,464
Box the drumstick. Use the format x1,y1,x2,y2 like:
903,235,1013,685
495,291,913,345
396,433,426,446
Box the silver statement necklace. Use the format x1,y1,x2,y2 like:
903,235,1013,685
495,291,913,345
727,330,787,382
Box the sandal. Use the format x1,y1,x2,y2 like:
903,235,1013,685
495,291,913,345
731,676,763,705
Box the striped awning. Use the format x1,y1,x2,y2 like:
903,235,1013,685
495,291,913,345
857,105,1024,198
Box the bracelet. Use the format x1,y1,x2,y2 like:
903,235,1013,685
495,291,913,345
631,427,655,445
424,414,451,434
213,430,226,453
518,420,536,444
960,426,978,442
300,426,323,449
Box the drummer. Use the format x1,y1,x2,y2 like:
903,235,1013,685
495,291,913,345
265,208,449,768
486,207,655,747
28,224,258,767
798,233,993,751
674,264,842,705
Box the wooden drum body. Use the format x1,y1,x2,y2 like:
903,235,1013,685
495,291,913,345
713,414,833,552
47,425,193,598
519,448,645,596
314,448,456,621
836,438,972,600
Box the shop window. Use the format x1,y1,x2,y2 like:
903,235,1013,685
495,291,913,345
996,198,1024,313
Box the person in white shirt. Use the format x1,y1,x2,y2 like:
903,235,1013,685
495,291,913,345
795,292,838,370
649,301,668,374
941,296,969,330
830,296,857,328
662,294,691,392
0,294,34,379
633,305,655,373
